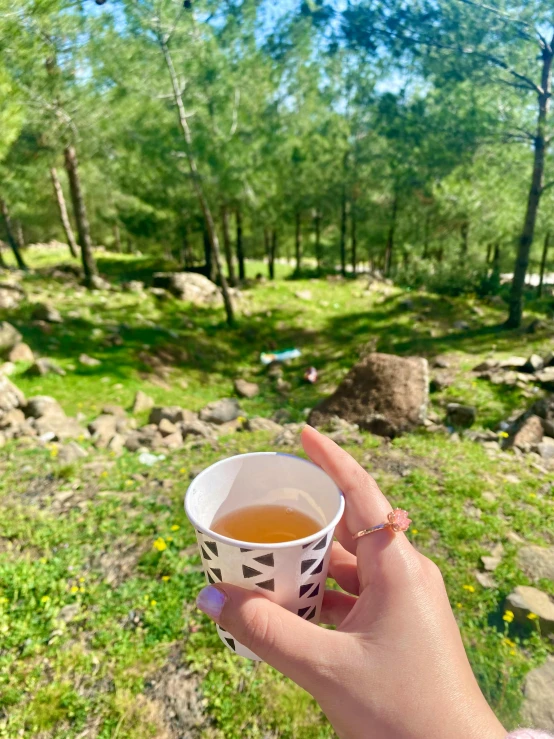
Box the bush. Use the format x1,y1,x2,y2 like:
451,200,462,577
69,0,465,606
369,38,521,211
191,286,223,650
395,259,502,297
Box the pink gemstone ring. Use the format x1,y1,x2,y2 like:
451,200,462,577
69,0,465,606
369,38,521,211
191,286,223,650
352,509,412,540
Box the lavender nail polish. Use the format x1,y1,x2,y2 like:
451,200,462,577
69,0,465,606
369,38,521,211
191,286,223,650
196,585,226,620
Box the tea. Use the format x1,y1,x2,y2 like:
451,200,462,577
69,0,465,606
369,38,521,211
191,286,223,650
211,504,321,543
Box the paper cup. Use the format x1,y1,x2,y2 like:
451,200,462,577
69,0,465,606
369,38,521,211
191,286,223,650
185,452,344,660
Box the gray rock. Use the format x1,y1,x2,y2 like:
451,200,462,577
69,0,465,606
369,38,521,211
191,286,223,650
266,361,284,379
31,303,63,323
521,657,554,732
34,414,86,441
57,604,81,623
57,441,88,465
159,418,178,437
107,433,126,455
522,354,545,373
499,356,527,370
149,406,189,425
276,377,291,394
149,287,169,300
88,414,118,444
89,275,111,291
535,367,554,388
505,586,554,635
199,398,241,425
274,423,304,447
180,417,216,440
481,555,501,572
472,359,498,372
25,358,65,377
152,272,222,305
123,280,144,292
0,408,25,429
537,438,554,460
25,396,64,419
294,289,312,301
446,403,476,428
475,572,497,589
234,378,259,399
132,391,155,414
518,545,554,582
160,431,183,449
0,322,22,355
102,404,126,418
452,320,469,330
542,419,554,438
79,353,101,367
245,417,284,433
272,408,292,424
124,426,164,451
0,376,25,416
0,362,16,376
0,286,24,310
430,372,453,392
509,415,544,451
8,343,34,363
431,356,450,369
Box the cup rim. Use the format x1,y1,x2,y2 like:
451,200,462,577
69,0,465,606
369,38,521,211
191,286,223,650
184,451,345,550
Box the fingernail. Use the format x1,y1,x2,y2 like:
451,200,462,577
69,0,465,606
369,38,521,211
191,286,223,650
196,585,226,620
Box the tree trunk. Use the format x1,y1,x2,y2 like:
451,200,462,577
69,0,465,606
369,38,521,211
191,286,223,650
437,245,444,264
181,225,194,268
268,229,277,280
460,220,469,258
203,226,215,281
507,43,553,327
235,208,245,281
486,243,492,264
113,223,121,252
63,145,98,284
0,199,27,270
314,209,322,273
221,206,236,286
538,231,550,297
50,167,78,258
422,210,431,259
295,210,302,273
384,194,398,277
351,201,357,274
492,243,501,274
340,187,347,277
14,221,25,251
159,37,234,326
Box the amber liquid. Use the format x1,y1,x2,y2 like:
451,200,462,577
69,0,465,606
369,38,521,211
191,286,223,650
211,504,322,544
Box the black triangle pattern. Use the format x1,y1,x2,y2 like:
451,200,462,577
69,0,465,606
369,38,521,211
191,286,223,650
205,541,218,556
301,558,317,574
308,583,320,598
299,583,313,597
200,546,212,560
298,606,311,617
313,535,328,551
253,553,274,567
225,637,235,651
207,571,215,584
242,565,262,578
302,542,311,549
240,548,252,553
311,559,324,575
210,568,222,581
256,578,274,591
306,606,317,621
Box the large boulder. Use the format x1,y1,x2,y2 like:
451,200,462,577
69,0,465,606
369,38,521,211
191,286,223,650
507,415,544,451
33,414,86,441
234,379,259,399
8,343,34,363
152,272,221,305
308,353,429,437
132,391,155,414
505,586,554,636
518,546,554,582
446,403,476,428
25,396,64,419
521,657,554,732
31,303,63,323
0,322,22,356
199,398,241,425
0,375,25,415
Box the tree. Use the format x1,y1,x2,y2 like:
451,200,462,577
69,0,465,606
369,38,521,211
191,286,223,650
50,166,78,258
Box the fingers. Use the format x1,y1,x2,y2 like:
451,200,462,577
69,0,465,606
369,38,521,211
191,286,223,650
196,583,335,695
328,541,359,595
320,589,357,627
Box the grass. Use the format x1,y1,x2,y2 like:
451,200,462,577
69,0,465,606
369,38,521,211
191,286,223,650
0,244,553,738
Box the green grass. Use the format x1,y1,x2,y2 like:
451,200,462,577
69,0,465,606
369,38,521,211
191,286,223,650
0,244,553,738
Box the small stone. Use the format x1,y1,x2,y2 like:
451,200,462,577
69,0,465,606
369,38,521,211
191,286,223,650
446,403,476,428
107,434,126,455
123,280,144,292
499,356,527,370
481,555,501,572
57,604,80,623
272,408,292,424
25,358,66,377
234,379,259,398
8,343,34,363
537,438,554,460
294,289,312,301
57,441,88,465
34,415,86,441
481,492,497,503
31,303,63,323
79,353,101,367
518,545,554,582
89,275,111,290
431,356,449,369
521,657,554,732
505,586,554,635
246,417,284,433
199,398,241,425
0,322,22,355
160,431,183,449
507,531,525,544
452,320,469,330
475,572,497,589
181,416,216,440
149,406,188,425
266,361,284,378
132,391,155,414
430,372,453,392
472,359,498,372
535,367,554,387
88,414,118,444
274,423,304,447
102,405,126,418
522,354,545,373
159,418,178,437
276,377,291,394
509,415,544,451
0,362,16,376
542,419,554,438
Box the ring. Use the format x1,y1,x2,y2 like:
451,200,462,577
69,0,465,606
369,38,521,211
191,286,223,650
352,509,412,540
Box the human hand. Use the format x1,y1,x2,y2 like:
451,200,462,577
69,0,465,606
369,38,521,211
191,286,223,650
196,426,507,739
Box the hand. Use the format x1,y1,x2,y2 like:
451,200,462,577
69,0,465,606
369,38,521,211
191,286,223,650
196,426,507,739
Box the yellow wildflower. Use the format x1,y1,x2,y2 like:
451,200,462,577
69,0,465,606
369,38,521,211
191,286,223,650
510,650,516,656
463,585,475,593
498,431,509,439
456,603,462,609
50,446,59,458
40,595,50,604
503,638,515,648
70,586,79,594
503,610,514,623
171,525,180,531
150,600,157,607
411,528,419,535
79,577,85,583
39,557,47,564
528,493,537,499
237,416,246,424
153,537,167,552
100,470,108,478
162,576,170,582
125,479,133,486
79,587,85,593
527,613,538,620
166,536,173,542
179,467,187,474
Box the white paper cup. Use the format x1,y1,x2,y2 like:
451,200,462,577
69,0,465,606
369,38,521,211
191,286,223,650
185,452,344,660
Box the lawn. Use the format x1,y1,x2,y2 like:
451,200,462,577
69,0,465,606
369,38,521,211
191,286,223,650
0,245,553,738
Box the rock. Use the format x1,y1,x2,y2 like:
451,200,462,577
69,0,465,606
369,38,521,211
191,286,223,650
149,406,189,425
199,398,241,425
31,303,62,323
452,320,469,330
152,272,222,305
481,492,497,503
102,404,126,418
124,426,164,451
181,416,217,440
274,423,304,447
475,572,497,589
276,377,291,394
472,359,498,372
505,586,554,635
308,353,428,438
57,604,81,624
25,358,65,377
481,555,501,572
123,280,144,292
535,367,554,389
160,431,183,449
431,356,450,369
88,414,118,442
521,657,554,732
79,353,101,367
430,372,453,392
0,286,24,310
149,287,169,300
57,442,88,465
507,531,525,544
294,289,312,301
509,415,544,451
0,408,25,429
34,414,86,441
0,322,22,355
272,408,292,424
25,396,64,419
536,438,554,460
522,354,545,373
526,318,547,334
234,379,259,399
132,391,155,414
499,356,527,370
245,417,284,433
89,275,111,290
0,376,25,415
159,418,178,437
518,546,554,582
399,298,414,310
0,362,16,376
266,361,283,379
8,343,34,363
446,403,476,428
543,419,554,438
107,433,126,455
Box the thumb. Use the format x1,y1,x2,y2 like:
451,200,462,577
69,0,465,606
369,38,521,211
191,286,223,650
196,583,335,692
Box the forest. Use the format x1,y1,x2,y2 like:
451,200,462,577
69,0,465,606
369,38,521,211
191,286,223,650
1,0,554,326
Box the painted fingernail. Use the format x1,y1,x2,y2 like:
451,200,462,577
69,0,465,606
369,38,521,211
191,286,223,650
196,585,226,620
